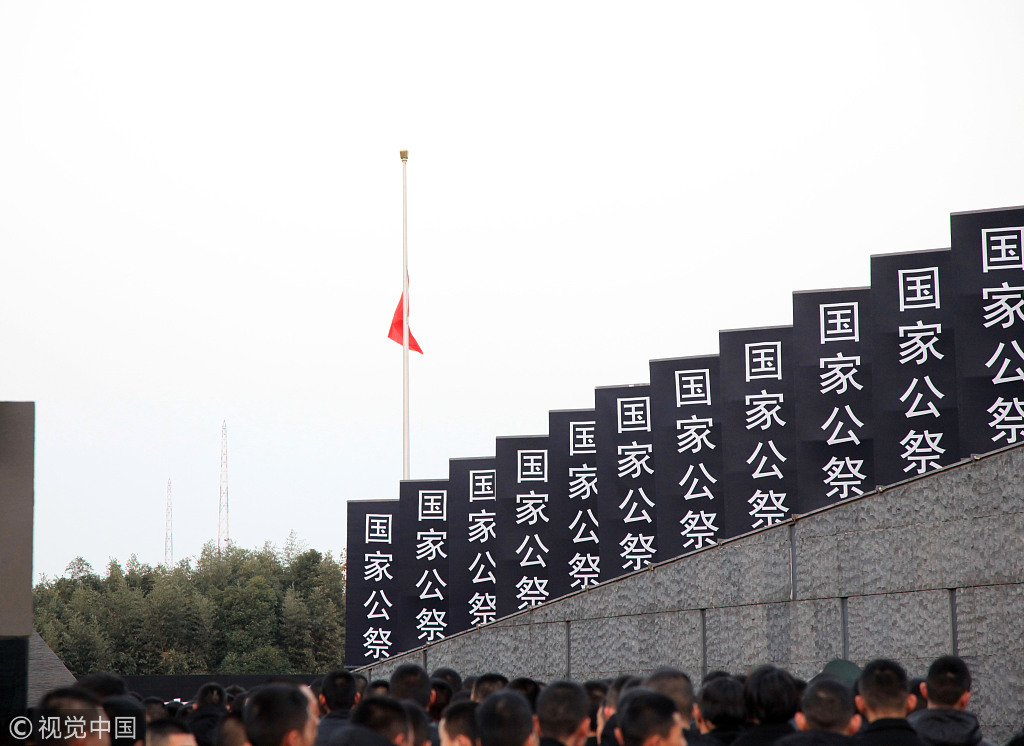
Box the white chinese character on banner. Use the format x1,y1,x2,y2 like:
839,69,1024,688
748,491,789,529
617,442,654,478
65,718,86,740
821,406,865,446
982,227,1024,272
568,465,598,500
822,457,867,498
619,533,655,570
363,590,393,619
678,463,717,500
569,508,599,543
675,369,712,406
982,283,1024,328
91,718,111,739
988,397,1024,443
985,341,1024,384
515,577,549,608
418,490,447,521
676,416,716,453
363,627,392,659
470,470,496,501
747,440,787,479
898,322,944,366
365,514,393,544
468,593,497,625
515,492,549,525
415,608,446,641
820,302,860,343
900,377,944,418
618,487,654,523
518,450,548,482
568,553,601,589
898,267,941,311
113,719,135,741
363,552,393,582
515,534,550,567
415,530,447,561
746,342,783,381
679,510,718,550
38,717,61,742
469,551,497,584
570,422,597,454
415,569,447,600
744,392,786,431
819,353,864,395
617,397,651,433
900,430,945,474
468,510,497,543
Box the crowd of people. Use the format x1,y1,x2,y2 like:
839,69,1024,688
19,655,1023,746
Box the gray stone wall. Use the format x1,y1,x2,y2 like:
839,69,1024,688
358,443,1024,743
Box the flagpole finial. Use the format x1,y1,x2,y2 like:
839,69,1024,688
400,150,408,162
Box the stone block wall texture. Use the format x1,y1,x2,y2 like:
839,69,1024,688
358,444,1024,742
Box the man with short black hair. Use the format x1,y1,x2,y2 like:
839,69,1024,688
731,666,798,746
645,668,705,746
37,687,112,746
439,701,477,746
613,690,684,746
317,670,362,746
191,683,229,746
776,678,860,746
852,660,923,746
695,676,746,746
476,691,537,746
908,657,994,746
391,665,435,710
147,719,198,746
538,681,590,746
341,696,410,746
472,675,509,704
243,684,319,746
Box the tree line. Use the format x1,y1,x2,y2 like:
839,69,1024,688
33,536,346,676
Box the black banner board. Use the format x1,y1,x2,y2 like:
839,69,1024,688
345,500,401,667
447,456,498,633
650,356,724,556
871,249,960,485
595,384,658,580
549,409,601,591
719,327,797,539
950,207,1024,454
397,480,450,650
793,288,874,512
496,435,564,614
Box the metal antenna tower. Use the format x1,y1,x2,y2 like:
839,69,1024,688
164,478,173,566
218,420,229,551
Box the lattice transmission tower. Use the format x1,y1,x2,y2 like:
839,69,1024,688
164,478,173,566
218,420,229,552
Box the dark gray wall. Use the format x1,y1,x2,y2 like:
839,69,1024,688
358,442,1024,743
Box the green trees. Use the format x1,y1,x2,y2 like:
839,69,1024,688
33,539,346,676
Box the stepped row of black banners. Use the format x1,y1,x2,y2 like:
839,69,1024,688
344,206,1024,668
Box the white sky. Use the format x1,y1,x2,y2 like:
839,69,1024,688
3,2,1022,580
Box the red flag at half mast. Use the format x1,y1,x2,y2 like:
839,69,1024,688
388,290,423,354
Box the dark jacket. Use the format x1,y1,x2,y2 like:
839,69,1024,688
330,725,396,746
316,710,353,746
852,718,926,746
731,722,797,746
908,709,995,746
188,704,227,746
704,730,746,746
776,731,854,746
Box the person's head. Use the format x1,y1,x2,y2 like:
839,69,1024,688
472,674,509,704
216,712,251,746
440,701,478,746
644,669,695,728
923,656,972,710
403,702,431,746
143,697,169,723
430,679,455,722
433,669,464,696
508,679,542,713
37,687,110,746
795,678,859,735
391,664,434,709
695,676,745,734
369,681,391,698
614,690,684,746
355,674,370,696
583,681,608,736
352,696,411,746
104,696,147,746
146,719,197,746
322,669,361,713
743,666,799,725
604,676,642,718
476,691,537,746
537,681,589,746
195,684,228,710
78,674,128,700
243,683,318,746
856,659,914,721
908,679,928,714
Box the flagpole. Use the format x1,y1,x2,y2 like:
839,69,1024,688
401,149,410,480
